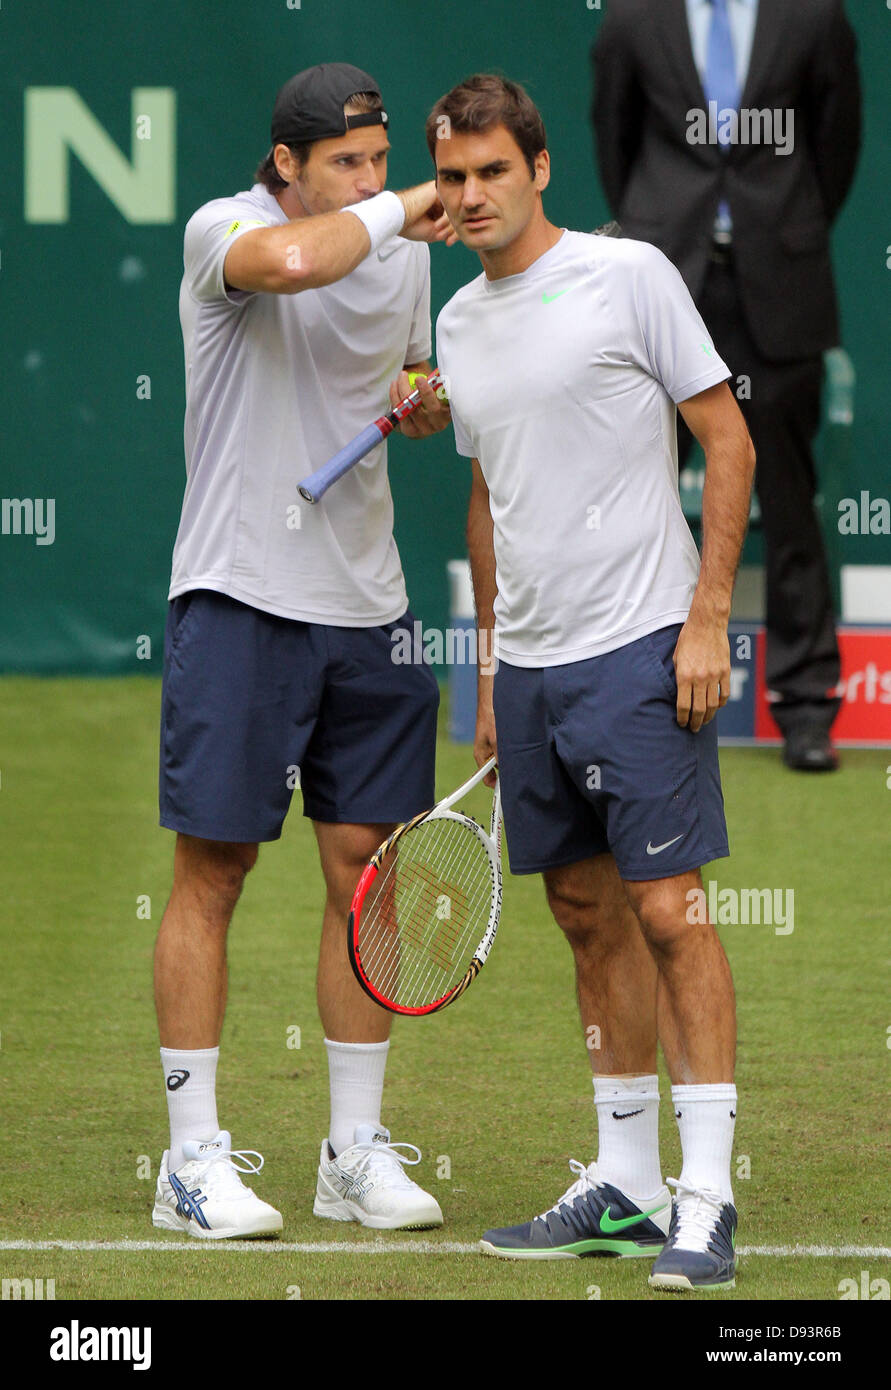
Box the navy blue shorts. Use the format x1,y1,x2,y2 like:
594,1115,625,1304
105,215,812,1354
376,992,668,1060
492,624,729,881
159,590,439,842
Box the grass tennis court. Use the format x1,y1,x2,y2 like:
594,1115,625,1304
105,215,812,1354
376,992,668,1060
1,676,888,1301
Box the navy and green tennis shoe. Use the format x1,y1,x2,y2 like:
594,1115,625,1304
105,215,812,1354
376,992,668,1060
648,1179,738,1291
479,1159,671,1260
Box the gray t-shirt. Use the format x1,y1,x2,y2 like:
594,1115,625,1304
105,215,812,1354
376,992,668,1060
170,184,431,624
436,230,731,667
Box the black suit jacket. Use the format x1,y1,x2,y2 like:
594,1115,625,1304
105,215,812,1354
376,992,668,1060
592,0,861,360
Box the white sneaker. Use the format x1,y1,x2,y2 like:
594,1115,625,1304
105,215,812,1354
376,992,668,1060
152,1130,283,1239
313,1124,443,1230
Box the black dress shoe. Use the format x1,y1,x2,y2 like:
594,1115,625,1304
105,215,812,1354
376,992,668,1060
782,726,839,772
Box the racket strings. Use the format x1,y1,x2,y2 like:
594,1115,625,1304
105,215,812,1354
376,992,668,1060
358,817,493,1009
390,824,489,997
368,823,486,999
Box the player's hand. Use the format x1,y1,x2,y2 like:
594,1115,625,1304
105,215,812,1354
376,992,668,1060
474,690,498,788
396,182,459,246
673,615,731,733
389,369,451,439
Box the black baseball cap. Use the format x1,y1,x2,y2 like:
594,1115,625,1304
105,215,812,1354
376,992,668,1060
270,63,389,146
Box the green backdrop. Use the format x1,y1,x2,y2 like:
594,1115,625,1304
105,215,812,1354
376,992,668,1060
1,0,888,673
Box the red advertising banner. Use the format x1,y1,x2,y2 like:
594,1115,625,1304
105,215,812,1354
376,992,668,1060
755,627,891,745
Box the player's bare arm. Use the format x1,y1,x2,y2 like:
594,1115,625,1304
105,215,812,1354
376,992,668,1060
675,382,756,732
466,458,498,784
225,181,452,295
395,181,459,247
388,361,452,439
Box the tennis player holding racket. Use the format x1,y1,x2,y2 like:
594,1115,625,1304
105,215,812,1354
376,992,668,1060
153,63,452,1238
432,77,756,1290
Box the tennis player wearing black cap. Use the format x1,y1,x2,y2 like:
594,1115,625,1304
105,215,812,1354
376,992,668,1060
152,63,454,1238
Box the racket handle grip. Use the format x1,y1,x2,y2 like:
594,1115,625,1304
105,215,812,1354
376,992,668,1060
298,421,389,504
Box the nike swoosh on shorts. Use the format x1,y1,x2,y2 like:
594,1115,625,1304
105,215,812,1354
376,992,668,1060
646,834,686,855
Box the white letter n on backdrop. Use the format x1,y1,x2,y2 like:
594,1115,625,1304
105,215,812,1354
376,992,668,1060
25,87,176,223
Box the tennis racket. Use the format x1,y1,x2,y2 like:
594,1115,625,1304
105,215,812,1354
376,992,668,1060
298,369,447,504
348,757,502,1016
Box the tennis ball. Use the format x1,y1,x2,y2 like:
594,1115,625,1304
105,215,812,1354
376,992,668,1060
408,371,449,402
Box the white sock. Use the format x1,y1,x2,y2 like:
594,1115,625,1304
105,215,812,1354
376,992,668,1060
592,1074,663,1197
160,1046,220,1172
672,1083,737,1204
325,1038,389,1155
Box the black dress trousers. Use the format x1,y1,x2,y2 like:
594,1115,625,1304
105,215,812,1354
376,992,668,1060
677,252,843,738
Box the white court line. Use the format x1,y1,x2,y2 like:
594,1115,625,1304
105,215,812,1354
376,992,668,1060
0,1239,473,1255
0,1240,888,1257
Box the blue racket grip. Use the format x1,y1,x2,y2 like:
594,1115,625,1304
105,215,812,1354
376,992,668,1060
298,422,386,504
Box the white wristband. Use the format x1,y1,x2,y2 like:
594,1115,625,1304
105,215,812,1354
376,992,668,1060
341,191,405,252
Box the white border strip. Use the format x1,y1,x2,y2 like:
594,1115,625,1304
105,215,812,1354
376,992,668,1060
0,1240,888,1257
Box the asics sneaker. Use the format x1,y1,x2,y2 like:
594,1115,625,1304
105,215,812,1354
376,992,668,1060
480,1159,671,1259
648,1179,737,1290
313,1124,443,1230
152,1130,283,1239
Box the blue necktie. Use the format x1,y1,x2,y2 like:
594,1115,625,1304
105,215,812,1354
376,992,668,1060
704,0,739,239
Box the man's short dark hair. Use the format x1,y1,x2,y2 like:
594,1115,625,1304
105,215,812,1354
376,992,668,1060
255,91,385,192
426,74,547,179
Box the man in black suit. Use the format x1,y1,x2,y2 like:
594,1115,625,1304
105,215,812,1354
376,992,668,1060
592,0,861,770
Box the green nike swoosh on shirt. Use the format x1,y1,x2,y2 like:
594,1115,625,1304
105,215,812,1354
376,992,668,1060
542,288,572,304
599,1203,667,1234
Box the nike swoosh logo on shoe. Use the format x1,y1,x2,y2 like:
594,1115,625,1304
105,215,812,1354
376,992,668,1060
600,1203,667,1234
